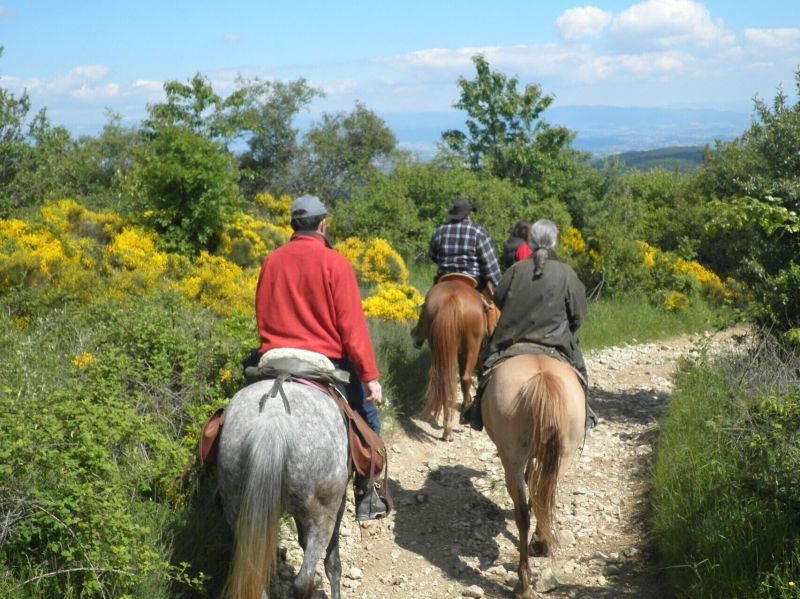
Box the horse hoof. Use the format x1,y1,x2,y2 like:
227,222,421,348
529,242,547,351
530,539,550,557
514,582,534,599
442,431,454,442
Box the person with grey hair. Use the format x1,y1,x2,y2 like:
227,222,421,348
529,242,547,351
465,219,595,432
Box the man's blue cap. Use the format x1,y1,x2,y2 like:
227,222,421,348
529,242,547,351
291,194,330,218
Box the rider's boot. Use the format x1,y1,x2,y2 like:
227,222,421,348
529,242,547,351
354,477,388,521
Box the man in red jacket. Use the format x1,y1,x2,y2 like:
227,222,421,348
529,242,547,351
254,194,386,520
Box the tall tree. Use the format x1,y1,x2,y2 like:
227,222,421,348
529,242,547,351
234,77,322,196
302,102,398,203
442,56,578,193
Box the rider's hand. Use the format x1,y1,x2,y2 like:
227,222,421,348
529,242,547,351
364,379,382,405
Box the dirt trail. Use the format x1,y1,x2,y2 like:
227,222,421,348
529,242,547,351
277,327,749,598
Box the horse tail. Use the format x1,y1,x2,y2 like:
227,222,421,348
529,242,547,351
224,416,288,599
423,293,461,422
520,370,566,549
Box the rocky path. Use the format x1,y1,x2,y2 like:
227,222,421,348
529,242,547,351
276,328,748,598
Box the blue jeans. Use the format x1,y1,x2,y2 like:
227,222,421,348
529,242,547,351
331,359,381,437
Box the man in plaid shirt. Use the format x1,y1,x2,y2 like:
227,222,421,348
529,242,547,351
429,199,502,290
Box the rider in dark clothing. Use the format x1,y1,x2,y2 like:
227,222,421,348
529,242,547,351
428,199,502,291
466,219,595,432
501,220,531,270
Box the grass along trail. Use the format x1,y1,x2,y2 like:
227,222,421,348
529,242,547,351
273,327,749,598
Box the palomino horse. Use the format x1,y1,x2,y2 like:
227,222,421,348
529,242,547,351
413,274,497,441
483,354,585,599
216,379,350,599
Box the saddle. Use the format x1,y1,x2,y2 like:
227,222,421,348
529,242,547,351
439,272,478,287
176,349,392,514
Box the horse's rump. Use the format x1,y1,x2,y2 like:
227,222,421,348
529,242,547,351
216,380,350,599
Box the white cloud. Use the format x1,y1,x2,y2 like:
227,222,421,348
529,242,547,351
388,46,495,70
744,28,800,53
224,33,243,43
555,6,612,41
47,65,111,93
72,83,120,100
317,78,359,95
577,51,687,81
385,44,584,77
132,79,163,92
609,0,735,50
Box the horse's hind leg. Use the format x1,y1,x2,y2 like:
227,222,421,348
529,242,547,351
292,511,337,599
503,457,533,599
458,344,479,423
442,400,454,442
323,493,348,599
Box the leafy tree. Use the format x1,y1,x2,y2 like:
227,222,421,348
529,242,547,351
442,55,579,194
72,112,142,210
697,68,800,330
235,78,322,196
0,50,31,192
302,101,398,204
126,123,242,255
144,72,236,139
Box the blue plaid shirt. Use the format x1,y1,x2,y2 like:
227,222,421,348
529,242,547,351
429,218,502,287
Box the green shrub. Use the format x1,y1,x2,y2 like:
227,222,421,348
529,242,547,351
652,340,800,598
0,290,252,598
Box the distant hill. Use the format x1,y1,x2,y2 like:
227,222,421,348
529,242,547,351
370,106,750,159
595,146,707,172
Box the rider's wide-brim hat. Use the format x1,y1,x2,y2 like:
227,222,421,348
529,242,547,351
447,199,476,221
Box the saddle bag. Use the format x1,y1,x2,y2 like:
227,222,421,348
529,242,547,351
250,349,392,510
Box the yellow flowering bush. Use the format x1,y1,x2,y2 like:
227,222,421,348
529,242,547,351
216,213,291,267
359,239,409,284
638,241,658,269
41,199,126,244
102,227,169,296
363,282,424,322
663,291,690,313
0,218,89,291
172,252,255,317
670,257,725,302
335,237,409,284
334,237,366,271
561,226,587,255
72,352,96,370
253,193,293,228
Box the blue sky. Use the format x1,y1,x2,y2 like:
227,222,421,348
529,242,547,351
1,0,799,134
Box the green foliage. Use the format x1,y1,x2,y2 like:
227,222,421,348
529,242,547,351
235,78,322,196
145,73,234,140
697,69,800,332
302,102,398,204
577,294,729,351
753,262,800,331
442,55,581,196
126,124,243,255
335,160,572,261
0,288,251,598
652,344,800,598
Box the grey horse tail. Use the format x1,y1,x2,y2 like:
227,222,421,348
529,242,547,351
225,415,289,599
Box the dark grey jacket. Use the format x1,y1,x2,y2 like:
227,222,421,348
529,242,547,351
484,257,587,369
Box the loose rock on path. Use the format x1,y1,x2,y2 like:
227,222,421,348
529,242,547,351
275,327,749,598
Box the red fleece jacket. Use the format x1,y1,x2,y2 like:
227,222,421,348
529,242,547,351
255,233,379,382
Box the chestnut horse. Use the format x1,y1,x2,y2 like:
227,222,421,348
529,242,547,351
412,275,497,441
483,354,585,599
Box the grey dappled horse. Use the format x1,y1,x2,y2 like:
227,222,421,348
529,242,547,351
216,379,350,599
